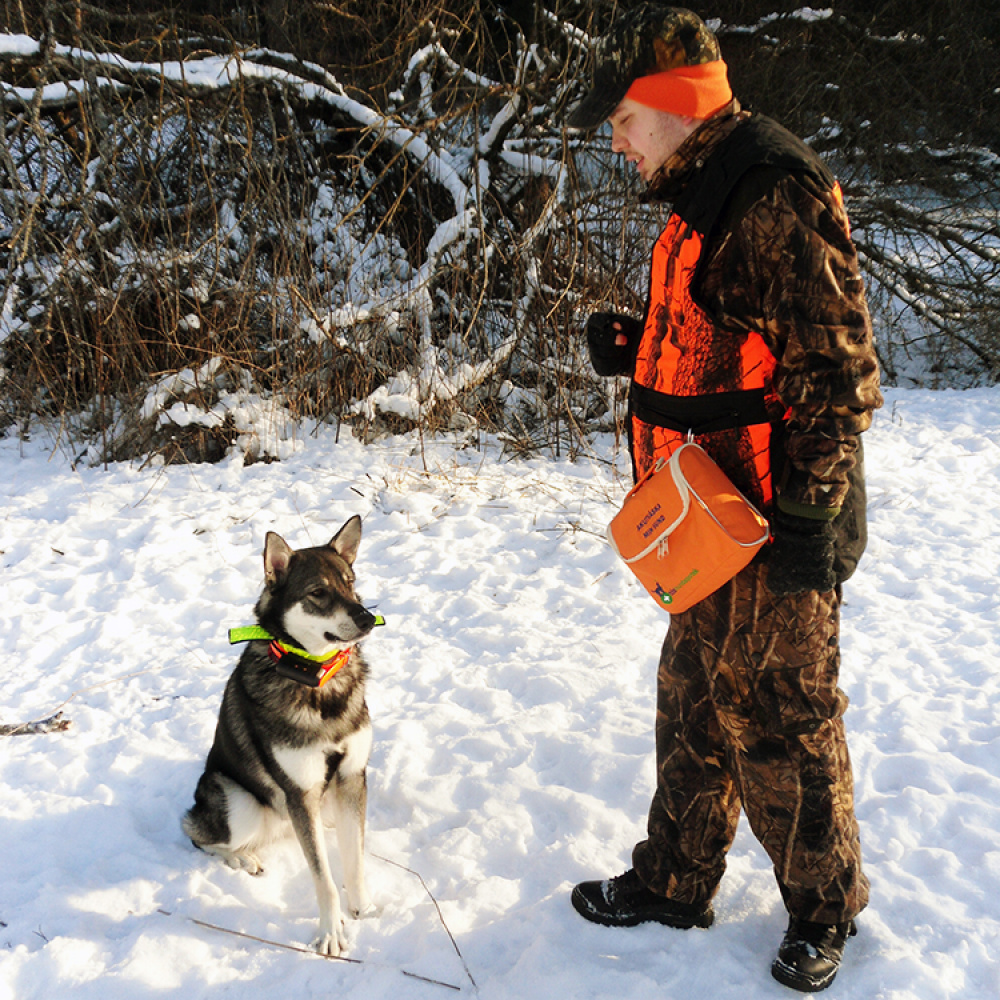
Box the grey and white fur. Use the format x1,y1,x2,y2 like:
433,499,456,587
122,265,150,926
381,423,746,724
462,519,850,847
182,516,376,956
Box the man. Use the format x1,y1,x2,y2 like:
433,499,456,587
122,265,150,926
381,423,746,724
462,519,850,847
566,5,882,993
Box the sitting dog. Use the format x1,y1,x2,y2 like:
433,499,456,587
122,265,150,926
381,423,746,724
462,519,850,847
182,516,379,955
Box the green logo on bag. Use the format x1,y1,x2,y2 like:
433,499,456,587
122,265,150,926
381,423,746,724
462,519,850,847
655,569,699,606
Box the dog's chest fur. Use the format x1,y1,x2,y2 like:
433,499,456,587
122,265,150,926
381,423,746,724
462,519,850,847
217,645,371,795
272,724,372,791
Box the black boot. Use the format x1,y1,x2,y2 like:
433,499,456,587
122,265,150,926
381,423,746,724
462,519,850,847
771,916,857,992
571,869,713,929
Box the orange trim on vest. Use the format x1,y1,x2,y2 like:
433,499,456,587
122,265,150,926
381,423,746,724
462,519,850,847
632,215,777,506
831,180,850,237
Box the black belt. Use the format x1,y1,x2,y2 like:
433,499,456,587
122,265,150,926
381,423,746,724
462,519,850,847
630,383,771,435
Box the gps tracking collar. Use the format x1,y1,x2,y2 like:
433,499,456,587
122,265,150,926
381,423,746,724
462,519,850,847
229,617,385,689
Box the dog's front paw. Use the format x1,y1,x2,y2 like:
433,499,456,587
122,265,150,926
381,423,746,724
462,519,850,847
312,918,349,957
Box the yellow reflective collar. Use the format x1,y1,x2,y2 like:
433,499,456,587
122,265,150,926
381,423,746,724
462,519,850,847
228,617,384,689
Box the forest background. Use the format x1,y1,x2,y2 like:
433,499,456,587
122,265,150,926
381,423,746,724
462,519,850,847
2,0,998,466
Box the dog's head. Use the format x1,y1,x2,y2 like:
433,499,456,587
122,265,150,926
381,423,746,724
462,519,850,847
256,516,378,658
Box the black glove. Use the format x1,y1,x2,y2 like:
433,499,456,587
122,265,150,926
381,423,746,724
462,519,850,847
765,509,838,595
585,312,642,376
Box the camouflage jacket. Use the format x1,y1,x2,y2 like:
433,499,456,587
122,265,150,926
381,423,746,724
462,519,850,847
643,104,883,517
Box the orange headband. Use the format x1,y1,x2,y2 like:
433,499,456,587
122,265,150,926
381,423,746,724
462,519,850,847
625,60,733,120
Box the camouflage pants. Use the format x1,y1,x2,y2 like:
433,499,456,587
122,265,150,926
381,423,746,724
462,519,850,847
631,560,869,924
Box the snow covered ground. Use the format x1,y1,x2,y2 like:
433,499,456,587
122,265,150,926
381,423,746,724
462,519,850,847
2,386,999,1000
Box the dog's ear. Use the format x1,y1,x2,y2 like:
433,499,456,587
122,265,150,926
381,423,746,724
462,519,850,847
263,531,294,587
329,515,362,565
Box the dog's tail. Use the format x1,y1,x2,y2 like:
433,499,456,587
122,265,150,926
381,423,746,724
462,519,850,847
181,772,232,847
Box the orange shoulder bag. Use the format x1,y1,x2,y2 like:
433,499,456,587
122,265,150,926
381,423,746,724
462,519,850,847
608,441,770,614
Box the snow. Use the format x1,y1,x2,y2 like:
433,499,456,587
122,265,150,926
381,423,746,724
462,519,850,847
2,386,1000,1000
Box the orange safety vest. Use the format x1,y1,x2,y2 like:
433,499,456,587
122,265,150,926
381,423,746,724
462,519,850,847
630,215,778,508
628,114,838,512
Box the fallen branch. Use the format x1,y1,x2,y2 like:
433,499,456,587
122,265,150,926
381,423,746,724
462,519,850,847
0,712,72,737
160,910,464,991
2,666,164,739
372,852,479,992
185,915,362,965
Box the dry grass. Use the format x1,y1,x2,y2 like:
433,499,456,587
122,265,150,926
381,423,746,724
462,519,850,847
1,1,997,463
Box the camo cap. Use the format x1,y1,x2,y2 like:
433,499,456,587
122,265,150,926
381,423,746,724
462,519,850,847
568,4,724,130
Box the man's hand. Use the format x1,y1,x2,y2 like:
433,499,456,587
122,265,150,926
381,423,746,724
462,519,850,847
585,312,642,376
765,509,838,595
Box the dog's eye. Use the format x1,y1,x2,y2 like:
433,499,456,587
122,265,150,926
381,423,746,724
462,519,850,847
308,588,329,602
